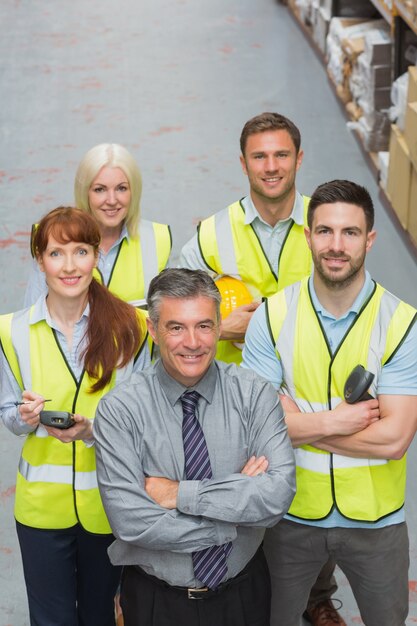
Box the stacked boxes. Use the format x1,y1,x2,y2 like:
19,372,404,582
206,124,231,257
352,26,393,150
386,66,417,244
405,66,417,171
326,17,392,151
293,0,380,55
287,0,417,248
327,18,379,98
386,125,413,228
360,29,392,106
409,65,417,102
312,0,379,55
406,101,417,169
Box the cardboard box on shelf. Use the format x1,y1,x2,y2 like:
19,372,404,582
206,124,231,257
330,17,383,49
341,19,388,61
361,86,392,110
342,36,364,59
357,55,392,88
386,125,412,228
363,27,392,65
369,64,392,88
408,66,417,104
407,167,417,247
404,102,417,170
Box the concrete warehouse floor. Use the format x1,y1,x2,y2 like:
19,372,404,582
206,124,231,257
0,1,416,624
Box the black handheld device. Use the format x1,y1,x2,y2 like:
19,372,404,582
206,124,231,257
40,411,75,429
343,365,375,404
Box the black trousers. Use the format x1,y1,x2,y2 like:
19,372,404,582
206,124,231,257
16,521,121,626
121,547,271,626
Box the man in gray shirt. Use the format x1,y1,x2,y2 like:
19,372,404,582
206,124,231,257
94,268,295,626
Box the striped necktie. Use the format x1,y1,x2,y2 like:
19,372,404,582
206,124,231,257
181,390,232,589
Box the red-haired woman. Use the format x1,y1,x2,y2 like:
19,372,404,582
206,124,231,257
0,207,149,626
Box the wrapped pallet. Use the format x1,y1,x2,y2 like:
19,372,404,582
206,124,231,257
326,18,386,99
327,18,392,151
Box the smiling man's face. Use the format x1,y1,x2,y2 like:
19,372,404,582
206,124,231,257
147,295,220,387
306,202,376,290
240,129,303,222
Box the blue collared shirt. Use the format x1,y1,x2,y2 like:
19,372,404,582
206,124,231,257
97,223,129,285
240,192,305,273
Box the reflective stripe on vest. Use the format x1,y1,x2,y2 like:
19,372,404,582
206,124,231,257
198,197,311,297
198,197,312,364
0,306,147,533
266,278,417,522
19,457,98,490
96,219,172,302
294,448,387,473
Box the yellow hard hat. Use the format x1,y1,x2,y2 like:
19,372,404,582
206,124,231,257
215,275,252,319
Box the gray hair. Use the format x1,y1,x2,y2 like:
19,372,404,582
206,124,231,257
147,268,221,324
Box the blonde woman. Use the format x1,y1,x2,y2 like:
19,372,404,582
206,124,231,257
25,144,171,307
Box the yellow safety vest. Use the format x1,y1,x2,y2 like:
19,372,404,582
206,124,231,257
198,197,312,364
95,220,171,302
0,307,148,533
266,278,417,522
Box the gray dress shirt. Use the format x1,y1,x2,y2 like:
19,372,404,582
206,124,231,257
94,359,295,587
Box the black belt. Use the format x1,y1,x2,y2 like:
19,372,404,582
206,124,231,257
133,545,261,600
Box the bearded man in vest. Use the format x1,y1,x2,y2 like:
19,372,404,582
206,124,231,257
180,112,347,625
243,179,417,626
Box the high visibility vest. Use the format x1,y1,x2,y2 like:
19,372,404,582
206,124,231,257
198,198,312,364
0,307,148,533
95,220,171,302
266,278,417,522
31,219,172,304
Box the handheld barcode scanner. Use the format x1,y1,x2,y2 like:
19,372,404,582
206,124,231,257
40,411,75,429
344,365,375,403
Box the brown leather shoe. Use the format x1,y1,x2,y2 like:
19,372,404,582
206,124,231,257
304,599,347,625
115,593,124,626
